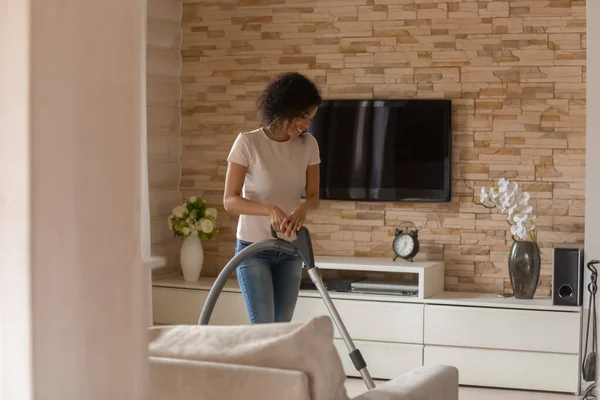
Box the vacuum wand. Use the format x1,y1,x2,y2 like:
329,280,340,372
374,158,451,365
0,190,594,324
197,226,376,391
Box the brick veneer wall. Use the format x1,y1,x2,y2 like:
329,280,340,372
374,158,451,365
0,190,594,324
147,0,183,274
179,0,586,295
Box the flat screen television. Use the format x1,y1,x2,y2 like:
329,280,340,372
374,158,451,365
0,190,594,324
308,99,452,202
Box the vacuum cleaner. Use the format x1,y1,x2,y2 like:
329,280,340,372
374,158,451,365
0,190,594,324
582,259,599,400
197,225,376,390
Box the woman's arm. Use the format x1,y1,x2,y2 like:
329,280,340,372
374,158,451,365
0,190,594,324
223,161,269,215
303,163,320,210
223,161,288,230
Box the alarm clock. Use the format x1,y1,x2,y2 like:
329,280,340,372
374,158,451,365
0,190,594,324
392,222,420,262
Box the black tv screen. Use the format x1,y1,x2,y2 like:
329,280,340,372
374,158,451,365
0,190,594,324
308,99,452,202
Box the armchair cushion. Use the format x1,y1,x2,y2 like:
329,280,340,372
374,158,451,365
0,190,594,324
352,365,459,400
149,356,311,400
149,316,349,400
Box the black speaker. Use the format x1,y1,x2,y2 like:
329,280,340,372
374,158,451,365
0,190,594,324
552,244,584,306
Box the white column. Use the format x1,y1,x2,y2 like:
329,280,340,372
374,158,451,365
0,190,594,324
0,0,34,398
140,0,154,327
141,0,151,261
0,0,148,399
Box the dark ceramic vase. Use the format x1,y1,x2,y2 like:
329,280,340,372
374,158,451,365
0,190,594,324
508,240,541,299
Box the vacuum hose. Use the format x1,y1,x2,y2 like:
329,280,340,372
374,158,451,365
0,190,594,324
197,237,301,325
196,226,376,390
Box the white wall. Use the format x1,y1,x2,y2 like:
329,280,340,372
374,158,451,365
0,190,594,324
0,0,148,399
586,0,600,385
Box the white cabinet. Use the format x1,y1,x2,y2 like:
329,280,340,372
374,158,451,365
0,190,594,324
151,256,584,395
292,295,425,379
423,304,583,393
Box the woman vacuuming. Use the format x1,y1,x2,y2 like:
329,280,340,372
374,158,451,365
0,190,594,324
223,72,323,324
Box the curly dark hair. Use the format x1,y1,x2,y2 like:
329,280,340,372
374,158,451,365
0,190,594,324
257,72,322,127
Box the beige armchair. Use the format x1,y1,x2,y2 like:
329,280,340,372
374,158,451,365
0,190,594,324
148,316,459,400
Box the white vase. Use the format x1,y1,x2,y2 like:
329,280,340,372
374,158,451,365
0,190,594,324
180,235,204,282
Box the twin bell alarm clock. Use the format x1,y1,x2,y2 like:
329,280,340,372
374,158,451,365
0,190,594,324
392,222,420,262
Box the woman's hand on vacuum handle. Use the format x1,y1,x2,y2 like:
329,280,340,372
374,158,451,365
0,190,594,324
282,202,308,237
268,205,288,233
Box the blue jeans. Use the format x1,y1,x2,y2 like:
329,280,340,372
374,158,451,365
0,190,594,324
235,239,303,324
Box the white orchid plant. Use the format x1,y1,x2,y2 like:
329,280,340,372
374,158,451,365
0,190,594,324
478,178,538,242
168,196,218,240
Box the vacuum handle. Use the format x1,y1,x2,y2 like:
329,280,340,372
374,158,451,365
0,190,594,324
270,224,278,239
296,227,316,269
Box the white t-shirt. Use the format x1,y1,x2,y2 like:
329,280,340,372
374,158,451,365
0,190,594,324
227,127,321,243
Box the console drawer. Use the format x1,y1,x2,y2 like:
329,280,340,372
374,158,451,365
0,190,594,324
424,345,579,393
152,287,249,326
424,305,580,353
293,296,423,343
335,339,423,380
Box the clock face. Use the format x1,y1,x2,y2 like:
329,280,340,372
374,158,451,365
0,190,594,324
394,234,415,257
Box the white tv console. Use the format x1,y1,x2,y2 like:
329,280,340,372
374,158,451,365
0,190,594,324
151,256,584,395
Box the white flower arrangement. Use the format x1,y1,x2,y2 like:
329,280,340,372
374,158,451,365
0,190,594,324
478,178,538,242
168,196,218,240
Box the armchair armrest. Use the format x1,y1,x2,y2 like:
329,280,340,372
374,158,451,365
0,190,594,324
149,356,311,400
352,365,459,400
